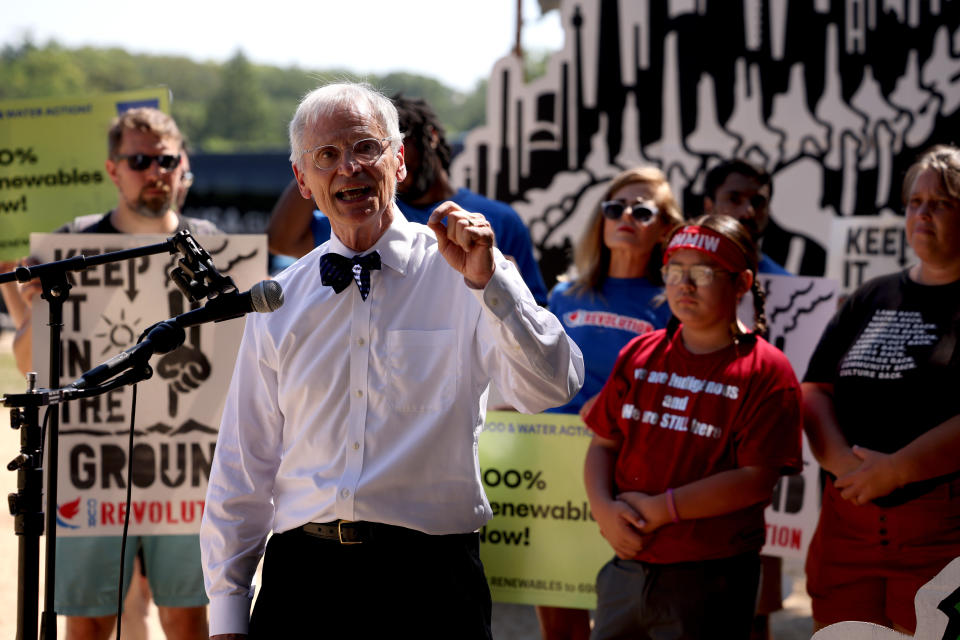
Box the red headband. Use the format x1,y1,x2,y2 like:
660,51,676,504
663,226,748,272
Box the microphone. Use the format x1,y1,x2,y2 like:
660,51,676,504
167,279,284,327
70,280,284,389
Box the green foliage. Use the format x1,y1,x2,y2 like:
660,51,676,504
202,51,270,148
0,38,489,152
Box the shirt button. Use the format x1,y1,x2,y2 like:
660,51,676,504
340,488,350,498
357,337,365,346
353,442,360,450
490,296,500,306
356,389,363,398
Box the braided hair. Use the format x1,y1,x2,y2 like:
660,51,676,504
391,93,452,170
390,93,452,203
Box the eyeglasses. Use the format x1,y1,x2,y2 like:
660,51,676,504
303,137,394,171
661,264,731,287
113,153,181,172
601,200,658,223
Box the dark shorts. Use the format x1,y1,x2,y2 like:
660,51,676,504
591,552,761,640
806,478,960,632
249,523,492,639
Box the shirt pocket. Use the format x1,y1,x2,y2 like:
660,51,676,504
386,329,458,413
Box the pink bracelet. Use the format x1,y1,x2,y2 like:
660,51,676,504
665,488,680,523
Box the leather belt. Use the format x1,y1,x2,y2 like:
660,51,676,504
296,520,475,545
298,520,424,544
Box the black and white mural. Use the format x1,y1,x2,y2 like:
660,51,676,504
451,0,960,294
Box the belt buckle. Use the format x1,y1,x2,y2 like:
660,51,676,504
338,519,361,544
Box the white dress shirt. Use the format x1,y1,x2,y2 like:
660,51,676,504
200,209,584,635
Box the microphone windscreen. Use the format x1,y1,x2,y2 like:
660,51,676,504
250,280,284,313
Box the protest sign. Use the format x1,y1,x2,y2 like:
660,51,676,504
826,212,916,299
478,410,824,606
764,435,820,561
741,273,840,380
28,232,266,536
0,88,170,260
745,274,838,560
478,411,608,609
737,273,841,562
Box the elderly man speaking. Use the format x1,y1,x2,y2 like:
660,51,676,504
200,82,584,639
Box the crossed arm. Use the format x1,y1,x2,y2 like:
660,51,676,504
584,434,779,559
802,381,960,504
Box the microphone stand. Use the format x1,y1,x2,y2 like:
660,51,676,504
5,367,156,640
0,230,233,640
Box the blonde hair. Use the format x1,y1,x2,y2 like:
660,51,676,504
569,166,683,295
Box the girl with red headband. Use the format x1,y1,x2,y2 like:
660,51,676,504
583,214,802,638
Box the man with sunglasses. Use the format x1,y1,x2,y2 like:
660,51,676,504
0,107,214,639
200,82,583,639
57,108,215,235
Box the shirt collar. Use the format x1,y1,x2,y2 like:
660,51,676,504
325,204,412,277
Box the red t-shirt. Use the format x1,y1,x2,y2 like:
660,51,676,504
585,328,803,563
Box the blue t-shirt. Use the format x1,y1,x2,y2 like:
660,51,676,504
547,277,671,413
758,253,790,275
310,188,548,304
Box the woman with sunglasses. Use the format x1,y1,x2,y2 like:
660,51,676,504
536,167,683,640
546,167,684,415
582,214,802,639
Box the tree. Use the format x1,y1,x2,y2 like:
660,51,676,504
0,40,87,99
0,39,487,153
201,50,269,150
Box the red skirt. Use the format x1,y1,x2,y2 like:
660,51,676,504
805,476,960,632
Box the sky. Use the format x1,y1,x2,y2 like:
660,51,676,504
2,0,565,92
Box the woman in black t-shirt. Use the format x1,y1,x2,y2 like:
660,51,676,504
803,144,960,634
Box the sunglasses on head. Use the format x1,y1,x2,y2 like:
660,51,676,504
601,200,658,223
114,153,181,172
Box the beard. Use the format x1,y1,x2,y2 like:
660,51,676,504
131,181,174,219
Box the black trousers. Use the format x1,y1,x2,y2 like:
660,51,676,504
249,525,492,639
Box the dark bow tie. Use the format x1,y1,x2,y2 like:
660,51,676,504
319,251,381,300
